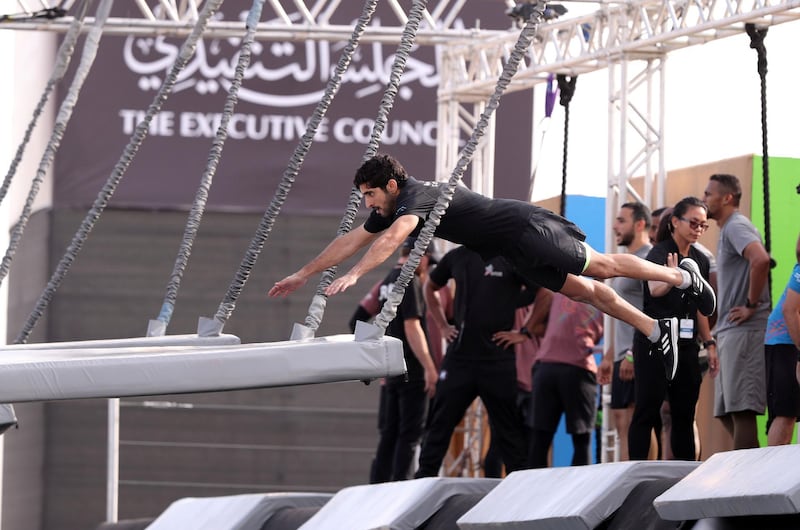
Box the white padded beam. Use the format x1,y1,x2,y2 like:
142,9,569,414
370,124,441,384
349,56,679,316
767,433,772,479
0,334,406,402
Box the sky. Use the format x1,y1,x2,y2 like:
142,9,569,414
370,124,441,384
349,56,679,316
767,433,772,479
529,18,799,201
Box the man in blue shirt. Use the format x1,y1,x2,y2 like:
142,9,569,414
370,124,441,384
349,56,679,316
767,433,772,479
764,232,800,445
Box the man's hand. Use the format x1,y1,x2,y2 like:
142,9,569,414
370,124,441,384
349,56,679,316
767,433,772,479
492,330,526,349
325,272,360,296
269,273,307,297
423,366,438,398
597,354,613,385
439,323,459,342
619,357,634,381
707,344,720,377
727,305,756,325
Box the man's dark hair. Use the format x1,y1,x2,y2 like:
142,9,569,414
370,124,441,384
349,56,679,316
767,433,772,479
710,173,742,206
651,206,668,220
354,153,409,190
621,201,652,228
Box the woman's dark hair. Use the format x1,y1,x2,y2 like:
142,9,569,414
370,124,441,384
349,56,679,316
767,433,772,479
354,153,409,190
657,196,707,242
655,207,674,243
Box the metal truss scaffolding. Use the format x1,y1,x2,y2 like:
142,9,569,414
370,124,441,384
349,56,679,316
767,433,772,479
4,0,800,470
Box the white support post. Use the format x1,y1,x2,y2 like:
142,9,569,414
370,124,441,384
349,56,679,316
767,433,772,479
106,398,120,523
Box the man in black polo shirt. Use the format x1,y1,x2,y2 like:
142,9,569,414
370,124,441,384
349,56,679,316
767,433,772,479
269,153,716,380
365,239,438,482
414,246,535,477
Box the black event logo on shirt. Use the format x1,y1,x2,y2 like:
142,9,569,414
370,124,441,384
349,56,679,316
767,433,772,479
484,264,504,278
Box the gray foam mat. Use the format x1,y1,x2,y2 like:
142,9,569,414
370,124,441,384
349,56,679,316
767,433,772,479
654,445,800,520
145,492,332,530
457,461,698,529
298,477,500,530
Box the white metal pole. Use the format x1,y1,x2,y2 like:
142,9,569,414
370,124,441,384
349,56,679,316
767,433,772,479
106,398,120,522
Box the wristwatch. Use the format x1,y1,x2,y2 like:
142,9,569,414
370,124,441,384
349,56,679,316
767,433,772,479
519,327,532,339
745,298,758,309
703,339,717,349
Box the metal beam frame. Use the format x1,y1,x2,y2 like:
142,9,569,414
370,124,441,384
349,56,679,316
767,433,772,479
4,0,800,472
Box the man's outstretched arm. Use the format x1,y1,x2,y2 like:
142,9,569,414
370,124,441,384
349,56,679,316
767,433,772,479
269,224,378,297
326,215,419,296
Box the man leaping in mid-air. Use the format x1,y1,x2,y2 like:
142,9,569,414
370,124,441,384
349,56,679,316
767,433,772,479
269,154,716,380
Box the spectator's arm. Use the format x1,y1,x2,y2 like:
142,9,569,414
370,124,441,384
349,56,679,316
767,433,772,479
424,277,458,342
743,240,772,306
784,288,800,350
404,318,438,397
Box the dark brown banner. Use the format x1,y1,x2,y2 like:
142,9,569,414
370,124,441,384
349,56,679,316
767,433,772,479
54,1,533,214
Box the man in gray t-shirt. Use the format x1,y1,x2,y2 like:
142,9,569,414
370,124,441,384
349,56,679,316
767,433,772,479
704,174,772,449
599,202,652,460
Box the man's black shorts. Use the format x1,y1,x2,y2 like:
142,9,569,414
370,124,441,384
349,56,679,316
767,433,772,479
765,343,800,423
506,207,588,292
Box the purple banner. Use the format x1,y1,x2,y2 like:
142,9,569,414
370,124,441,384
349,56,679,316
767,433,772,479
54,2,533,214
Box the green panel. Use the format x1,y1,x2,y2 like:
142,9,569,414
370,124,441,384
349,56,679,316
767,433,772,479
750,155,800,301
750,155,800,446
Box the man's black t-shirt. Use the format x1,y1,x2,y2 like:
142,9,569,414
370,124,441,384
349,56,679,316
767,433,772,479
363,177,532,259
380,266,426,381
430,246,535,361
642,239,711,345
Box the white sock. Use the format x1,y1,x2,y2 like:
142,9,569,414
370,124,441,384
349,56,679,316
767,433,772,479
678,269,691,290
648,321,660,343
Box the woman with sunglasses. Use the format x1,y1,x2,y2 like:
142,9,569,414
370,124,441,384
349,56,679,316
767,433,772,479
628,197,719,460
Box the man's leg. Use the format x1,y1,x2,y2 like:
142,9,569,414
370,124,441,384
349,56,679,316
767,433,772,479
372,383,400,483
628,337,668,460
730,410,760,449
559,274,679,380
415,359,478,477
612,407,634,460
765,343,800,446
571,432,591,466
558,363,596,466
767,416,796,446
392,379,428,481
478,359,528,473
528,363,563,468
610,359,636,460
660,401,673,459
716,329,766,449
583,246,715,316
560,275,653,337
584,248,682,284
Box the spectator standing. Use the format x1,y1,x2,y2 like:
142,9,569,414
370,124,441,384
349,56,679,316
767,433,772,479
704,173,771,449
627,197,718,460
528,290,604,468
354,238,438,483
764,232,800,445
415,246,534,477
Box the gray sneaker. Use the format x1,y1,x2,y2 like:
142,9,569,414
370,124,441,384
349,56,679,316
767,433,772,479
679,258,716,317
654,317,679,381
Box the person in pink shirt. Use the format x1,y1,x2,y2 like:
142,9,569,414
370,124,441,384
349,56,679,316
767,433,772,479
527,290,604,467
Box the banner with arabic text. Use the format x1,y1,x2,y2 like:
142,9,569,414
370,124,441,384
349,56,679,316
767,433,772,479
54,1,534,214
